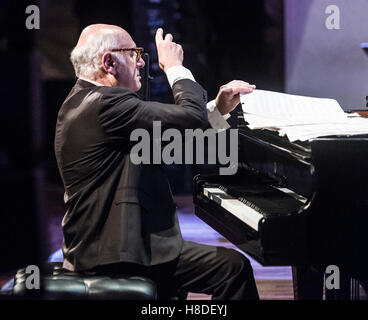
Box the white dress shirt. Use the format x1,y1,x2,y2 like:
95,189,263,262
165,66,230,130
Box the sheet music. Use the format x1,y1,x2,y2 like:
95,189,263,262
241,89,346,120
280,119,368,141
240,90,368,142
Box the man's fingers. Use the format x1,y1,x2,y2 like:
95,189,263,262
225,80,256,89
228,80,249,86
221,84,255,97
155,28,164,43
216,80,256,115
154,28,183,71
234,85,255,95
220,86,234,96
164,33,173,42
236,85,255,94
155,29,175,44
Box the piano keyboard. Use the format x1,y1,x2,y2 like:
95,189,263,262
203,187,263,231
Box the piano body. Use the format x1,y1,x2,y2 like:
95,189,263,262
193,114,368,299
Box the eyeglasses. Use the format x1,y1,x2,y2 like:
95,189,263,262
111,47,144,62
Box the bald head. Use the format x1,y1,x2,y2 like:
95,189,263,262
76,24,131,49
70,24,134,80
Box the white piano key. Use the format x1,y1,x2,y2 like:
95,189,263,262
203,187,263,231
220,198,263,231
203,187,226,198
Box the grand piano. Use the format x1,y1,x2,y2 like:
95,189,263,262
193,110,368,299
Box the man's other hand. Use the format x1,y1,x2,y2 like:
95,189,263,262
155,28,183,72
215,80,256,115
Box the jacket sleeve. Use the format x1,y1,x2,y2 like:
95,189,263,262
98,79,208,139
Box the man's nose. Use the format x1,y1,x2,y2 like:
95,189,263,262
137,57,145,68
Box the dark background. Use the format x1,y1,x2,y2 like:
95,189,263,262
0,0,284,273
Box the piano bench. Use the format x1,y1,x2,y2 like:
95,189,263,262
12,262,157,300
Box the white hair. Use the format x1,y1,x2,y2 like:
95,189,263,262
70,28,121,78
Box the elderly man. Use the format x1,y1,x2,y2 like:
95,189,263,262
55,24,258,300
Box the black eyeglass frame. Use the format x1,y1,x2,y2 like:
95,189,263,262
111,47,144,62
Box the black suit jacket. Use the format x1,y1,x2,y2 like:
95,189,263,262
54,79,208,271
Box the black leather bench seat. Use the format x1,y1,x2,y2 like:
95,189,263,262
12,262,157,300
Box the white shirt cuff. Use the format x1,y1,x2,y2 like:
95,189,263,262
165,66,196,88
206,99,231,130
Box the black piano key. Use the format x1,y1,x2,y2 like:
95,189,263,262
212,183,304,217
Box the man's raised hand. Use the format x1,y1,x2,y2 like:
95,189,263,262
215,80,256,115
155,28,183,72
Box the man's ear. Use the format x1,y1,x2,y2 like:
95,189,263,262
102,52,116,75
